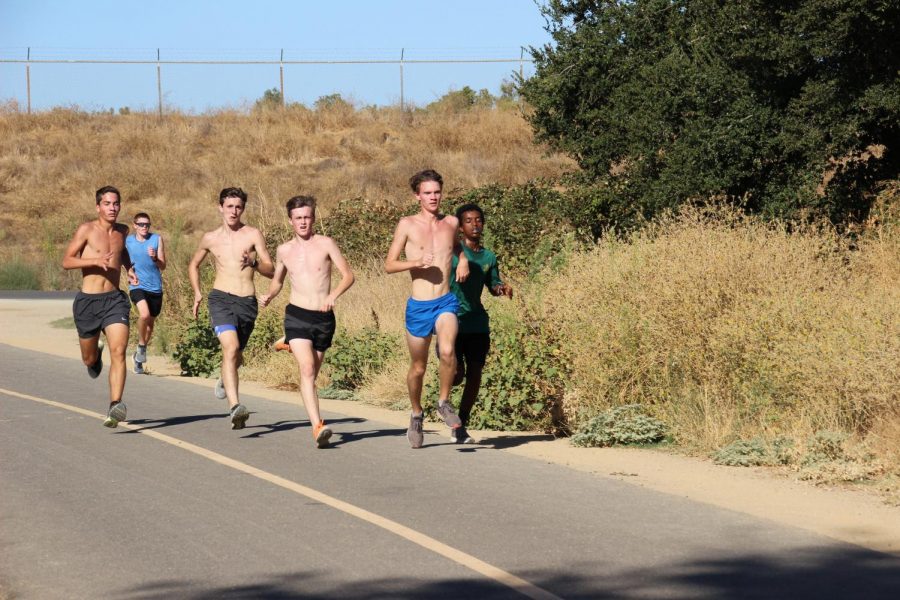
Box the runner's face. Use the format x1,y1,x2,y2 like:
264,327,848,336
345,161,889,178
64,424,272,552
219,196,245,226
289,206,315,238
459,210,484,244
96,193,121,223
133,218,151,239
415,181,442,213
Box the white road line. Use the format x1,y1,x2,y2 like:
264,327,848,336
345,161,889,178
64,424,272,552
1,387,564,600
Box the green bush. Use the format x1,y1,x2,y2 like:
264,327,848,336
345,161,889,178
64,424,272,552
0,257,41,289
571,404,668,448
324,327,400,390
172,308,221,377
319,198,406,266
713,436,797,466
425,307,566,431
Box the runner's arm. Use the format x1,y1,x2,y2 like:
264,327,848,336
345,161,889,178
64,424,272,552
252,229,276,279
384,220,423,273
187,239,210,318
62,224,109,270
323,238,355,311
153,235,167,270
259,246,287,307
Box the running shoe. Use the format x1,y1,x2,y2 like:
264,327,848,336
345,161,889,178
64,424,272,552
407,412,424,449
436,401,462,429
313,421,333,449
273,336,292,353
133,352,145,375
230,403,249,430
214,377,227,400
134,345,147,364
450,426,474,444
103,401,127,428
87,340,104,379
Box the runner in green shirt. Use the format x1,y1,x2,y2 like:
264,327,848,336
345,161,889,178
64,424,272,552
449,203,513,443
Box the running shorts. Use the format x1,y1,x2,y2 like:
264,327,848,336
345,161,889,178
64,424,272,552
405,292,459,338
284,304,337,352
129,289,163,317
208,289,258,350
455,332,491,370
72,289,131,339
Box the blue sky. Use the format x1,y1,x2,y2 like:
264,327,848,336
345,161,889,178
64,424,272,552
0,0,552,112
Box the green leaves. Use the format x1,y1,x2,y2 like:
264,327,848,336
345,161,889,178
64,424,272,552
521,0,900,224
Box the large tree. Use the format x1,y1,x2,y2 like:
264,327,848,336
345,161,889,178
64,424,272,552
520,0,900,222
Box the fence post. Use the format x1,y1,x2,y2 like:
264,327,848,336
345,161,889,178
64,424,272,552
279,48,285,108
156,48,163,117
519,47,524,82
399,48,405,111
26,47,32,115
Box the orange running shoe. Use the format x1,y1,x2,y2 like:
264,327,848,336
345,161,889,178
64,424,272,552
273,336,292,353
313,421,333,448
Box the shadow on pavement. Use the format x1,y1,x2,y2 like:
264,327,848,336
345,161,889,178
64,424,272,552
120,413,227,432
241,417,366,439
114,545,900,599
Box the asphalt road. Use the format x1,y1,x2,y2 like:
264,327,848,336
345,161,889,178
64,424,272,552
1,343,899,599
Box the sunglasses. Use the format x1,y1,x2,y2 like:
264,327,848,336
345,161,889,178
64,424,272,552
134,222,151,227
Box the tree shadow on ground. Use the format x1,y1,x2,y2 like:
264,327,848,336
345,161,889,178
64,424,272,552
112,544,900,599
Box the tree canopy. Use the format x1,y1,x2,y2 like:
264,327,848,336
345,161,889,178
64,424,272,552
520,0,900,223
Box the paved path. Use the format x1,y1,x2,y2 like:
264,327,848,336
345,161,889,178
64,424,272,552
1,343,899,599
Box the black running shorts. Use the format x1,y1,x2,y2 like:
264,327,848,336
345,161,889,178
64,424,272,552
284,304,337,352
455,332,491,370
72,289,131,339
129,289,163,317
208,289,258,350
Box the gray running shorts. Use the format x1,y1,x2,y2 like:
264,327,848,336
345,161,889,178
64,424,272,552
72,289,131,339
208,289,258,350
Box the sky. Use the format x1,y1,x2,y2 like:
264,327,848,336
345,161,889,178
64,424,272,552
0,0,553,113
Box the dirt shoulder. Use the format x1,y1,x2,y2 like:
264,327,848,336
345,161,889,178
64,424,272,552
2,296,898,556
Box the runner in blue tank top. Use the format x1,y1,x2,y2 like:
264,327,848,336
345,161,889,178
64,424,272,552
125,212,166,374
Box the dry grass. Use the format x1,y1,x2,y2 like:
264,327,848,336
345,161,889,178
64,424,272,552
539,206,900,469
0,103,573,284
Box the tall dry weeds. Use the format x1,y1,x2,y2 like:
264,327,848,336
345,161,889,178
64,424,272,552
0,104,573,284
540,206,900,459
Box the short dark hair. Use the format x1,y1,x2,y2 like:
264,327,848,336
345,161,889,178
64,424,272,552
95,185,120,205
286,195,316,216
219,187,247,205
455,203,484,222
409,169,443,193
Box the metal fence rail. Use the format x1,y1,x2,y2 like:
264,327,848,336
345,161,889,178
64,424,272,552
0,47,535,114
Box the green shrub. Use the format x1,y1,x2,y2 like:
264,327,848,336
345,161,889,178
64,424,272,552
324,327,399,390
172,308,221,377
319,198,406,266
802,431,849,466
713,436,797,467
571,404,668,448
425,307,566,431
0,257,41,289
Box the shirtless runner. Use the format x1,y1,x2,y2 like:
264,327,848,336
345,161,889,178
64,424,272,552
260,196,355,448
188,187,274,430
62,186,138,428
385,169,470,448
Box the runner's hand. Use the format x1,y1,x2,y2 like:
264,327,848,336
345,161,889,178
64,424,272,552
321,294,337,312
455,258,470,282
95,252,114,270
494,283,513,298
147,247,157,259
240,251,254,270
192,293,203,319
259,294,271,308
128,267,139,286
